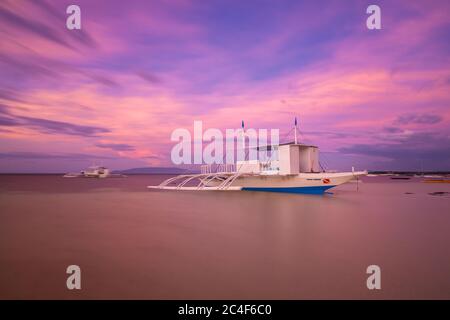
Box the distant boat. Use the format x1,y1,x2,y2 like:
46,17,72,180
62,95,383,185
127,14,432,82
390,176,411,180
64,166,123,178
62,173,79,178
82,166,110,178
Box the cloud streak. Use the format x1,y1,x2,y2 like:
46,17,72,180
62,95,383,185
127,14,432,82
0,104,110,137
0,0,449,171
0,4,73,49
96,143,135,151
0,151,115,160
395,113,443,125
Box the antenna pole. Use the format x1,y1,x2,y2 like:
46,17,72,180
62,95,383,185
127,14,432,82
294,117,298,144
241,120,245,151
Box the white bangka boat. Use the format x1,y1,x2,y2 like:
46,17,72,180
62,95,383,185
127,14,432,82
148,120,367,194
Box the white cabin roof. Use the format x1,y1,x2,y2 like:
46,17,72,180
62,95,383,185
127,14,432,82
256,141,318,151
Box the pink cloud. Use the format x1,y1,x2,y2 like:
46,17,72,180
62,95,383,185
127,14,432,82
1,0,449,171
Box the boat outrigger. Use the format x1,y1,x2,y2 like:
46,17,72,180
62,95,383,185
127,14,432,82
148,121,367,194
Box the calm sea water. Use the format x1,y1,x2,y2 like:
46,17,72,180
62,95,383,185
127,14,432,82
0,174,449,299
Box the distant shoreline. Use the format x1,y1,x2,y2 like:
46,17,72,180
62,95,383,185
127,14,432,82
1,171,449,175
0,173,194,175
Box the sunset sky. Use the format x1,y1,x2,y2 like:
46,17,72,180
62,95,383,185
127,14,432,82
0,0,449,172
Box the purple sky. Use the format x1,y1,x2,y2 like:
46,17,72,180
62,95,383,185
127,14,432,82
0,0,449,172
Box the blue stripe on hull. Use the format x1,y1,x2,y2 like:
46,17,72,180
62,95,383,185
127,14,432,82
242,185,334,194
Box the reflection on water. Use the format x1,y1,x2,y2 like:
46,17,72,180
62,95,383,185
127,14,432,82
0,175,449,299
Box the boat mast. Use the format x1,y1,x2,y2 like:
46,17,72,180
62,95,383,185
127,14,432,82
241,120,245,154
294,117,298,144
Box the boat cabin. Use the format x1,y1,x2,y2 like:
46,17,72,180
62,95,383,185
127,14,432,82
237,142,320,175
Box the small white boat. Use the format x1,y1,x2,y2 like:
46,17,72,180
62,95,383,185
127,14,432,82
82,166,110,178
148,121,367,194
64,166,111,178
62,173,80,178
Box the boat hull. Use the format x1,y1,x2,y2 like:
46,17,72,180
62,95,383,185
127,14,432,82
207,171,367,194
242,185,334,194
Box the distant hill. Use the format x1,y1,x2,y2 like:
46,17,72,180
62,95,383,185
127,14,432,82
113,167,190,174
368,170,450,175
